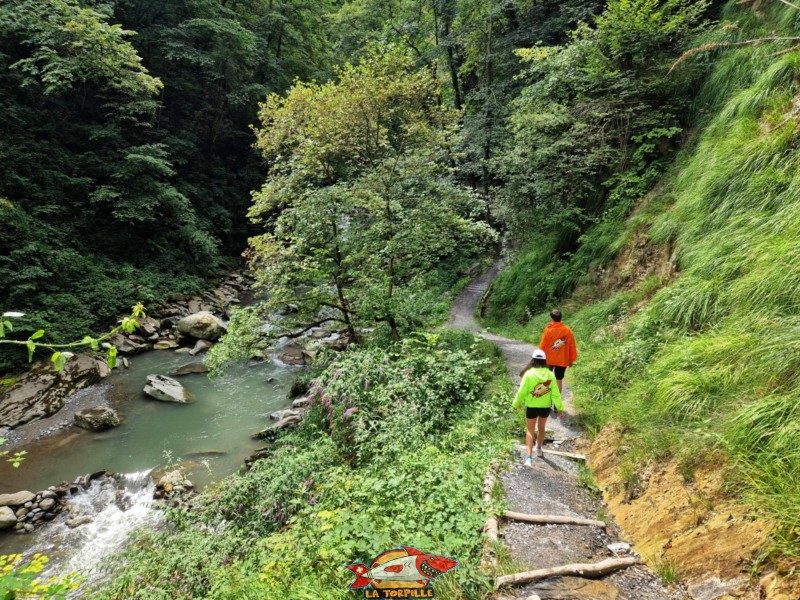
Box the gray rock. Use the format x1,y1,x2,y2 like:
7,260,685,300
277,345,306,366
66,517,92,529
252,414,302,440
607,542,632,555
0,491,35,507
174,347,192,354
153,340,179,350
269,408,302,421
109,333,149,356
177,312,227,341
0,506,16,529
139,317,160,337
292,397,311,409
38,498,56,511
74,407,121,431
189,340,214,356
42,490,58,499
0,355,110,429
143,375,194,403
169,363,210,377
15,507,28,518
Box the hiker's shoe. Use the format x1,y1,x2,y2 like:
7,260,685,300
524,456,532,467
535,446,544,458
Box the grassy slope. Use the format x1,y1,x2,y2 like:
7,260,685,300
485,1,800,562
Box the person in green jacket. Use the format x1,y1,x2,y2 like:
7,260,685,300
513,348,564,465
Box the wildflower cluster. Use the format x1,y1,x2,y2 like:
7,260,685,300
0,553,80,598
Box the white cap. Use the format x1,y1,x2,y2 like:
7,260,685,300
531,348,546,360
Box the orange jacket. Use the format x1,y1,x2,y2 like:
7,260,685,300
539,322,578,367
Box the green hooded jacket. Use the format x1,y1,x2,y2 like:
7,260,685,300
512,367,564,411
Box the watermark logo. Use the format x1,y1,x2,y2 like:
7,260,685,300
343,546,458,598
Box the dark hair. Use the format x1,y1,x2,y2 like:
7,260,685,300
520,357,548,376
550,309,562,322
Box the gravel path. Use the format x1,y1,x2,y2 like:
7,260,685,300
449,262,686,600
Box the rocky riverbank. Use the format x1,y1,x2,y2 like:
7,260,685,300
0,272,250,436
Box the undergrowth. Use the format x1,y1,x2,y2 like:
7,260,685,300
94,329,515,599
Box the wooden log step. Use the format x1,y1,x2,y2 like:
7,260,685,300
495,556,639,589
503,510,606,528
542,448,587,461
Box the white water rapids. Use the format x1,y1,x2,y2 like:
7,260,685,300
14,470,162,589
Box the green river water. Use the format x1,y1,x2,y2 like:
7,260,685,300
0,350,296,496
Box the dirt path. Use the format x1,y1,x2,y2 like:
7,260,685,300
450,263,686,600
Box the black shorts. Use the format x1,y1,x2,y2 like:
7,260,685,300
526,406,551,419
549,365,566,380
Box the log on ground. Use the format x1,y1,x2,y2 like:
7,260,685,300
503,510,606,528
495,556,639,589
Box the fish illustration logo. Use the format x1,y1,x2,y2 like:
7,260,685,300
551,337,566,350
531,381,551,398
344,546,458,597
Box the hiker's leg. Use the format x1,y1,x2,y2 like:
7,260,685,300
536,416,548,449
525,418,536,457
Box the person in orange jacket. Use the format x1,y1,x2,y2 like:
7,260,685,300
539,309,577,394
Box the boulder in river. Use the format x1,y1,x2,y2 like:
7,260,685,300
0,491,35,507
189,340,214,356
153,340,179,350
177,311,227,342
0,506,16,530
277,343,307,366
143,375,194,403
252,414,302,440
269,408,302,421
169,363,210,377
292,397,311,409
0,355,110,429
74,407,121,431
287,379,309,399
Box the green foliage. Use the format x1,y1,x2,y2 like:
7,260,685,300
249,49,495,341
0,553,80,599
485,0,710,323
0,0,338,375
0,304,146,373
94,330,513,598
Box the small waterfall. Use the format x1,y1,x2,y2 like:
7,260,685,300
19,470,163,587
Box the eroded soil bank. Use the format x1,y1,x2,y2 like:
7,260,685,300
587,426,800,600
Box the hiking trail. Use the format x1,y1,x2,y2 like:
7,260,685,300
450,263,686,600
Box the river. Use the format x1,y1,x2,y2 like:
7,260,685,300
0,348,297,575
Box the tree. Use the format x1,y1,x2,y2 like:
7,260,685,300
248,49,494,341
